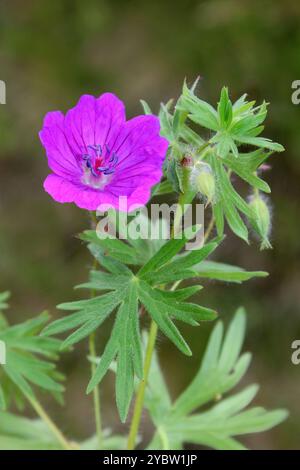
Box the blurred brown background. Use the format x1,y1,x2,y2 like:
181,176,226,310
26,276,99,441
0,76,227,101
0,0,299,449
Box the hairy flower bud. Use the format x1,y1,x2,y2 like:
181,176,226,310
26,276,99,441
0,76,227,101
249,194,272,249
191,162,215,205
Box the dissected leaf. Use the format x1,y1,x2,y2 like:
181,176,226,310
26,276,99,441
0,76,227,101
0,411,126,450
167,83,284,243
0,311,64,409
194,260,268,283
145,308,288,450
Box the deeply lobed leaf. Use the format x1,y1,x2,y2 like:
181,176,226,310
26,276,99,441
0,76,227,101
144,309,288,450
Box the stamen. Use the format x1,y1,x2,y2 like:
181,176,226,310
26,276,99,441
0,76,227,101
103,168,115,175
109,152,118,165
88,144,102,157
81,143,119,182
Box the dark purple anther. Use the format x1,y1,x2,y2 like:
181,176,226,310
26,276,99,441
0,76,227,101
103,168,115,175
88,144,102,157
82,144,119,177
109,153,118,166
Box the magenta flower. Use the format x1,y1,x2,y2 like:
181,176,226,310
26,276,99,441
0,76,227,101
39,93,168,211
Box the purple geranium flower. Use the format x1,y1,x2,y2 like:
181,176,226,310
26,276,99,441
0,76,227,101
39,93,168,211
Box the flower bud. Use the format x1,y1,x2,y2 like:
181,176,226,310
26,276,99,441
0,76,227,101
181,155,194,167
249,194,272,249
191,162,215,205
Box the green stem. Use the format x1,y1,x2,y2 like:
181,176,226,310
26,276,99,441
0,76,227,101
172,167,197,237
127,320,158,450
126,195,214,450
26,394,73,450
128,214,216,451
89,332,102,447
157,426,169,450
126,282,183,450
88,211,102,448
196,141,212,159
204,214,215,242
127,174,194,450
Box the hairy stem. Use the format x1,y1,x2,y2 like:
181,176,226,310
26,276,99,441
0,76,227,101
204,214,215,242
26,394,73,450
173,168,197,237
127,320,158,450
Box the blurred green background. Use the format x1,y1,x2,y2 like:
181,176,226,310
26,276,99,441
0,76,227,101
0,0,299,449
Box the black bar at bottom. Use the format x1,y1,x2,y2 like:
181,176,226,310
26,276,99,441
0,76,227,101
0,449,297,465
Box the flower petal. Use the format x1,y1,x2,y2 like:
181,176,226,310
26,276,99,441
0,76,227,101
44,173,120,211
64,93,126,157
40,94,169,212
43,174,82,203
111,115,168,172
39,111,82,179
105,114,168,201
107,168,163,196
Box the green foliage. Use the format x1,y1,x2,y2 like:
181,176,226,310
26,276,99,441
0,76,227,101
0,292,10,312
80,431,127,451
145,309,288,450
0,292,10,331
179,82,284,155
0,306,287,450
42,223,270,424
0,411,62,450
0,411,126,450
158,82,284,245
0,298,64,411
151,179,174,197
193,260,268,284
43,229,220,422
0,3,291,449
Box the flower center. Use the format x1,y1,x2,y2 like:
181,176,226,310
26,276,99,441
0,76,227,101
81,144,118,189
